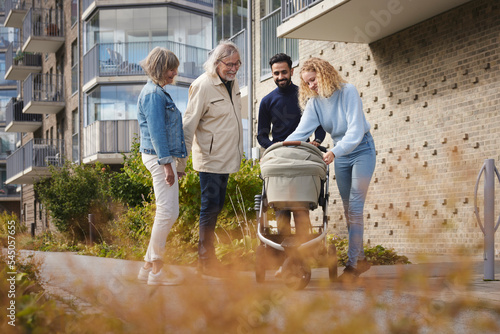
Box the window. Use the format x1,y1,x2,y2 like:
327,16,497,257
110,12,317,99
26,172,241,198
85,7,212,52
72,109,79,162
71,0,78,26
0,132,16,160
84,84,189,126
71,41,78,94
260,8,298,77
0,25,19,46
0,89,17,122
214,0,248,43
0,54,17,86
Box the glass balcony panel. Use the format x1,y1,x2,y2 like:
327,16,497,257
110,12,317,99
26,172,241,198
82,41,210,87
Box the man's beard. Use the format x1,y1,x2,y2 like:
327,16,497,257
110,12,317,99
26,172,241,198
276,78,291,88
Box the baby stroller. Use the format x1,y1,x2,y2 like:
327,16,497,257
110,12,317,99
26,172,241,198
254,141,337,290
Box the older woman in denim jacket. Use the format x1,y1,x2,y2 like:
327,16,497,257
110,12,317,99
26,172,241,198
136,47,187,286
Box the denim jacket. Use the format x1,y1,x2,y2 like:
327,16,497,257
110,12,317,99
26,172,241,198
137,80,187,165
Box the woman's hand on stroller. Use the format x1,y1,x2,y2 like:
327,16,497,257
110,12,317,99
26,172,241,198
323,151,335,165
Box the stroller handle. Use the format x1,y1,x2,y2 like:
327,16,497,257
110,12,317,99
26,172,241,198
282,141,302,147
282,141,328,153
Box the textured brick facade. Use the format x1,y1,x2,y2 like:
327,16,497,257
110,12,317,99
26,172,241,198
253,0,500,255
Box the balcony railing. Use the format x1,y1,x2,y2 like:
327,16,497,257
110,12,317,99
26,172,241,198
281,0,322,22
22,7,64,53
5,41,42,81
5,98,42,133
22,73,65,115
83,41,210,87
229,29,247,89
6,138,65,185
4,0,33,28
82,120,139,164
261,8,299,77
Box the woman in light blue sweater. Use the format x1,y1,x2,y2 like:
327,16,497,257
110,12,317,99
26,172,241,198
286,57,376,280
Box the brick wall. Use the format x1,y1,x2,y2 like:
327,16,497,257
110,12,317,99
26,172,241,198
254,0,500,255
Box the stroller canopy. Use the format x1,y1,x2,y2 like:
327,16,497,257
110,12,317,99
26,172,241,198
260,142,327,209
260,142,327,179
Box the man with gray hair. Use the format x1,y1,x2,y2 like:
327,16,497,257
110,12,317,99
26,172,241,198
180,40,243,278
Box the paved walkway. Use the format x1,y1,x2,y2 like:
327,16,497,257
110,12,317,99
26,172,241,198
18,251,500,332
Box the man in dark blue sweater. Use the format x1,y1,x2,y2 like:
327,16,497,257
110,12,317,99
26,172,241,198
257,54,325,149
257,54,326,277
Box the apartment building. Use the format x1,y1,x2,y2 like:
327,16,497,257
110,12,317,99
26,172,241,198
2,0,214,233
250,0,499,255
0,8,20,217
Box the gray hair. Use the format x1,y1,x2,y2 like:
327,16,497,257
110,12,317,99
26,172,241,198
140,47,179,84
203,40,240,77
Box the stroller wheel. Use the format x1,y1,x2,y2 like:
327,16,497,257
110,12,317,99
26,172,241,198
328,244,338,282
255,245,266,283
282,257,311,290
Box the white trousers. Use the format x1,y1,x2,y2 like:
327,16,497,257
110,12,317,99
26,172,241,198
142,153,179,263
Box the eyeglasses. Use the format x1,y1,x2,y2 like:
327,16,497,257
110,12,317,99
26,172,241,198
220,60,242,69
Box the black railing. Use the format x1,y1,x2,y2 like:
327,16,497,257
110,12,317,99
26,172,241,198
5,98,42,124
6,41,43,70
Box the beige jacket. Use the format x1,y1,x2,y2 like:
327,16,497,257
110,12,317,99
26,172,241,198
179,72,243,174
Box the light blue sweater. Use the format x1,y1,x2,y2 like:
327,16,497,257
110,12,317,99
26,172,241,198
286,83,371,158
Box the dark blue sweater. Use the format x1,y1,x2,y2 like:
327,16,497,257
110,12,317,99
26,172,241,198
257,83,325,149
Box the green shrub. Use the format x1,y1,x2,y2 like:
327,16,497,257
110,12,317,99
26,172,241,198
175,156,262,246
328,235,411,266
109,138,153,207
34,161,114,242
0,212,24,243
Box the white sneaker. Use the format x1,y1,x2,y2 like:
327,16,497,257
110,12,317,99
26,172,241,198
138,266,152,283
147,268,184,286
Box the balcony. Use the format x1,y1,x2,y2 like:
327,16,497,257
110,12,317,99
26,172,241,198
82,120,139,164
4,0,32,28
278,0,473,43
82,41,209,91
22,8,64,53
5,98,42,133
22,73,65,115
6,138,64,184
4,42,42,81
81,0,214,19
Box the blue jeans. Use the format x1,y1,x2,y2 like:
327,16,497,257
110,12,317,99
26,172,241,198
334,132,376,268
199,172,229,262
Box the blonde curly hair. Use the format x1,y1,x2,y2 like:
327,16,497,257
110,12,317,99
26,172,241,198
298,57,346,109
